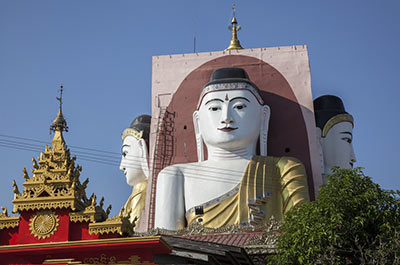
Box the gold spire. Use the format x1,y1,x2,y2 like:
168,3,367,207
50,84,68,134
225,4,243,51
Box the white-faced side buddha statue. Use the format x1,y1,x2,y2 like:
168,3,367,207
155,68,309,230
314,95,356,183
120,114,151,225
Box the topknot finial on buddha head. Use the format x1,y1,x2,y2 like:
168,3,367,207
225,4,243,51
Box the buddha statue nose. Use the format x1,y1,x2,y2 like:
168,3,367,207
221,118,234,124
221,106,234,125
350,145,357,163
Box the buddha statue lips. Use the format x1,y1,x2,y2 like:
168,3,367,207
155,67,310,230
218,127,238,132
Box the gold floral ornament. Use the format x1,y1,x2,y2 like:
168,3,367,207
122,128,143,141
322,113,354,137
29,210,60,239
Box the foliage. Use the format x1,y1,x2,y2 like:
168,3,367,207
270,167,400,264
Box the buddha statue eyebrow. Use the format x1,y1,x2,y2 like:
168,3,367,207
229,97,250,103
121,144,130,153
340,132,353,137
205,98,224,105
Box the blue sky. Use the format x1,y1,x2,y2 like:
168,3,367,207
0,1,399,216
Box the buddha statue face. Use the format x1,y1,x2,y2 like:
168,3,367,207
314,95,356,176
120,136,147,186
192,68,270,160
120,114,151,186
196,89,264,150
322,121,356,172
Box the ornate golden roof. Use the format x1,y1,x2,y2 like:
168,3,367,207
11,87,102,213
225,5,244,51
2,86,135,235
11,129,91,213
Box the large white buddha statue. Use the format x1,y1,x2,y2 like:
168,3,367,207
120,115,151,225
155,68,309,230
314,95,356,182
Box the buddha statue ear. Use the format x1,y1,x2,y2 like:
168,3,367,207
315,127,326,183
138,138,149,179
193,110,204,162
259,105,271,156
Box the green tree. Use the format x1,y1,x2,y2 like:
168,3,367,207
271,168,400,264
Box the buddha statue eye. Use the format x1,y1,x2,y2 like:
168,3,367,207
122,151,128,157
341,137,352,144
209,106,221,111
234,104,247,110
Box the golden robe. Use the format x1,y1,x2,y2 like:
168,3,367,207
123,180,147,227
186,156,309,227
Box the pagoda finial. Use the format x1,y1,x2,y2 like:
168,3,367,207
50,84,68,134
225,4,243,51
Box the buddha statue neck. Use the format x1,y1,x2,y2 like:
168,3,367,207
206,143,256,161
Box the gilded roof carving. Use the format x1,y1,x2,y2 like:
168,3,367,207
12,129,92,213
2,88,135,236
0,206,19,229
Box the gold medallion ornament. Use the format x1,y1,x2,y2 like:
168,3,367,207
29,210,59,239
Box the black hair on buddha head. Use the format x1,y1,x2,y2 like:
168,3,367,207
197,67,264,109
129,114,151,150
314,95,351,130
204,67,260,91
